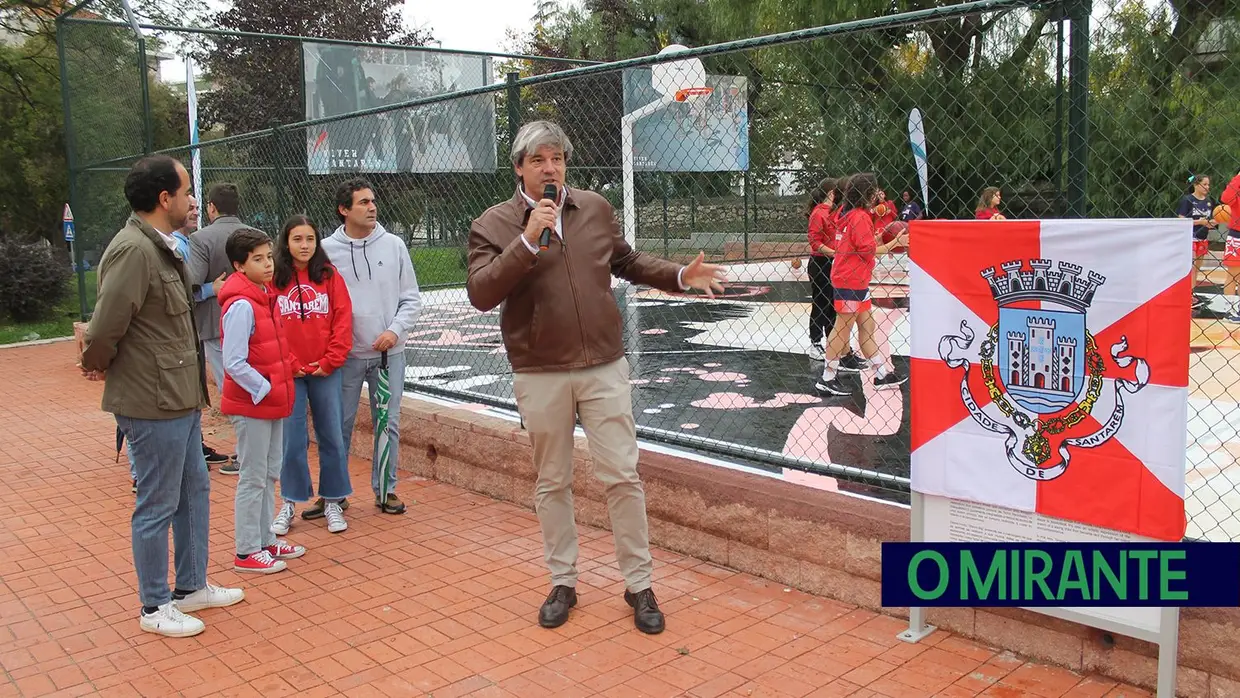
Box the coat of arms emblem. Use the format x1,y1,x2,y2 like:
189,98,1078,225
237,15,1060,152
937,258,1150,481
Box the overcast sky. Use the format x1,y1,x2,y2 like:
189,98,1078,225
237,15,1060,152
405,0,577,54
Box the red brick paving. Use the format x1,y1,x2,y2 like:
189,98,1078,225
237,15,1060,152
0,340,1153,697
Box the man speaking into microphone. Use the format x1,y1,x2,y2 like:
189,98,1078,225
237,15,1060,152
467,120,726,635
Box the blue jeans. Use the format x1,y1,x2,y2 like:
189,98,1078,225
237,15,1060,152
339,351,405,498
281,372,352,503
117,411,211,608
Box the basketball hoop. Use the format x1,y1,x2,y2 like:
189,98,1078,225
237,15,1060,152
674,87,713,102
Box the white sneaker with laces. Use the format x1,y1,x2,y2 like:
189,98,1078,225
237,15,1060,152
807,343,825,361
271,501,295,535
325,501,348,534
140,602,205,638
175,583,245,613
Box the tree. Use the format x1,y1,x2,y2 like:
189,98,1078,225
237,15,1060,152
0,1,190,244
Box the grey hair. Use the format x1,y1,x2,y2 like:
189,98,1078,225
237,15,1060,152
511,120,573,166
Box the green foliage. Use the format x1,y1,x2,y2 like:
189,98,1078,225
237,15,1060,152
501,0,1240,220
0,236,72,323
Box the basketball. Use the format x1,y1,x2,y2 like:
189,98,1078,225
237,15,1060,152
790,257,802,270
873,202,891,219
880,221,909,245
1215,204,1232,225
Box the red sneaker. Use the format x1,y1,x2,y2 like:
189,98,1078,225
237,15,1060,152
234,550,286,574
265,540,306,560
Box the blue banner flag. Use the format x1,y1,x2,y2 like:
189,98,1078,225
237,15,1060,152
881,542,1240,607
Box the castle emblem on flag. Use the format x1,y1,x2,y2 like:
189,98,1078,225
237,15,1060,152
937,258,1150,482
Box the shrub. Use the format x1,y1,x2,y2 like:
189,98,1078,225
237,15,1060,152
0,236,72,323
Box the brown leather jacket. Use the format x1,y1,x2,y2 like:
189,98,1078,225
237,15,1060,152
467,187,683,373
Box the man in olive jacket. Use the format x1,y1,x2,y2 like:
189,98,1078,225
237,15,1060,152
81,155,244,639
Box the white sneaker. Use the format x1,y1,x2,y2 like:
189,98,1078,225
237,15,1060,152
325,502,348,534
140,602,205,638
175,583,245,613
271,501,295,535
807,343,825,361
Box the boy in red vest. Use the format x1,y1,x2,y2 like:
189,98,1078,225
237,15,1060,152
219,227,304,574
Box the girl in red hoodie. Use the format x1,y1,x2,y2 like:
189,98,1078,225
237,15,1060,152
1221,171,1240,321
817,172,908,396
269,215,355,535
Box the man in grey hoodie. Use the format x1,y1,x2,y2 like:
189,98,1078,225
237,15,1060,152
322,178,423,515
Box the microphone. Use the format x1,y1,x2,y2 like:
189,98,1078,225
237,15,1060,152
538,183,558,252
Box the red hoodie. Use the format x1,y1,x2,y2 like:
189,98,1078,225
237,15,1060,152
831,207,878,290
1222,173,1240,224
807,203,836,256
272,264,353,375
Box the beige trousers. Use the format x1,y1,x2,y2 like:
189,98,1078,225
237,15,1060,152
512,356,653,593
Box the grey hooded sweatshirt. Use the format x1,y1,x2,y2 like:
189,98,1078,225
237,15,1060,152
321,222,423,360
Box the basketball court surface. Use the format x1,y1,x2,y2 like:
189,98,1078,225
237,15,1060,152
399,255,1240,542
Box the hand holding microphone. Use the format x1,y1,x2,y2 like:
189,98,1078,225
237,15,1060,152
522,184,559,252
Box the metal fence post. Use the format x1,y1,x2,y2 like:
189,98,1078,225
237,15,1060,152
272,126,289,223
118,0,153,154
506,71,521,147
1066,0,1091,218
55,17,88,322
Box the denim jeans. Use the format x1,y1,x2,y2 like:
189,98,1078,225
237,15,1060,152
116,411,210,608
230,415,283,556
281,372,352,503
339,351,406,498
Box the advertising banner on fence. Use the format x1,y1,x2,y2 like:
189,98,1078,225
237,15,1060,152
622,69,749,172
908,219,1191,542
303,42,497,174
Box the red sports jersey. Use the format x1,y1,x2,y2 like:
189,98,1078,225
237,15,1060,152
830,207,878,290
807,203,836,256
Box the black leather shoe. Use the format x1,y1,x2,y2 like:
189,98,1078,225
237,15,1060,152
624,588,665,634
538,585,577,628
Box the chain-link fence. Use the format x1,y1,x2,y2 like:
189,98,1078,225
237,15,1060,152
59,0,1240,541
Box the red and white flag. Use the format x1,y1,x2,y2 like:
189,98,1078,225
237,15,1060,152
909,219,1190,542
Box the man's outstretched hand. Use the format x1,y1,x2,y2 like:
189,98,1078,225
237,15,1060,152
681,251,728,299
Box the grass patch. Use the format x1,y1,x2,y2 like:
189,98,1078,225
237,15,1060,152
411,247,466,288
0,270,96,346
0,249,465,346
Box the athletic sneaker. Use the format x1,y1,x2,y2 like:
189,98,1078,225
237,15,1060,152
815,378,851,396
874,372,908,390
203,444,232,465
271,502,295,535
807,343,825,361
218,461,239,476
234,550,286,574
175,583,245,613
325,502,348,534
140,602,205,638
838,353,869,373
265,540,306,560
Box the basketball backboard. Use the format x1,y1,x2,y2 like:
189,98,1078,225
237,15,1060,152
650,44,707,101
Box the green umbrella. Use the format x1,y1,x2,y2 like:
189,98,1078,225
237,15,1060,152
375,350,394,503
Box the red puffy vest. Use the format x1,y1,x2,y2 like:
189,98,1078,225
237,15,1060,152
218,273,294,420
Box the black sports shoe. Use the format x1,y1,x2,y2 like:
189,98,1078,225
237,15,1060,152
203,444,232,465
814,377,851,396
874,372,908,389
838,353,869,373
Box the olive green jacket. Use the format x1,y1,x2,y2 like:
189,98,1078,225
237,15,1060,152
81,214,210,420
